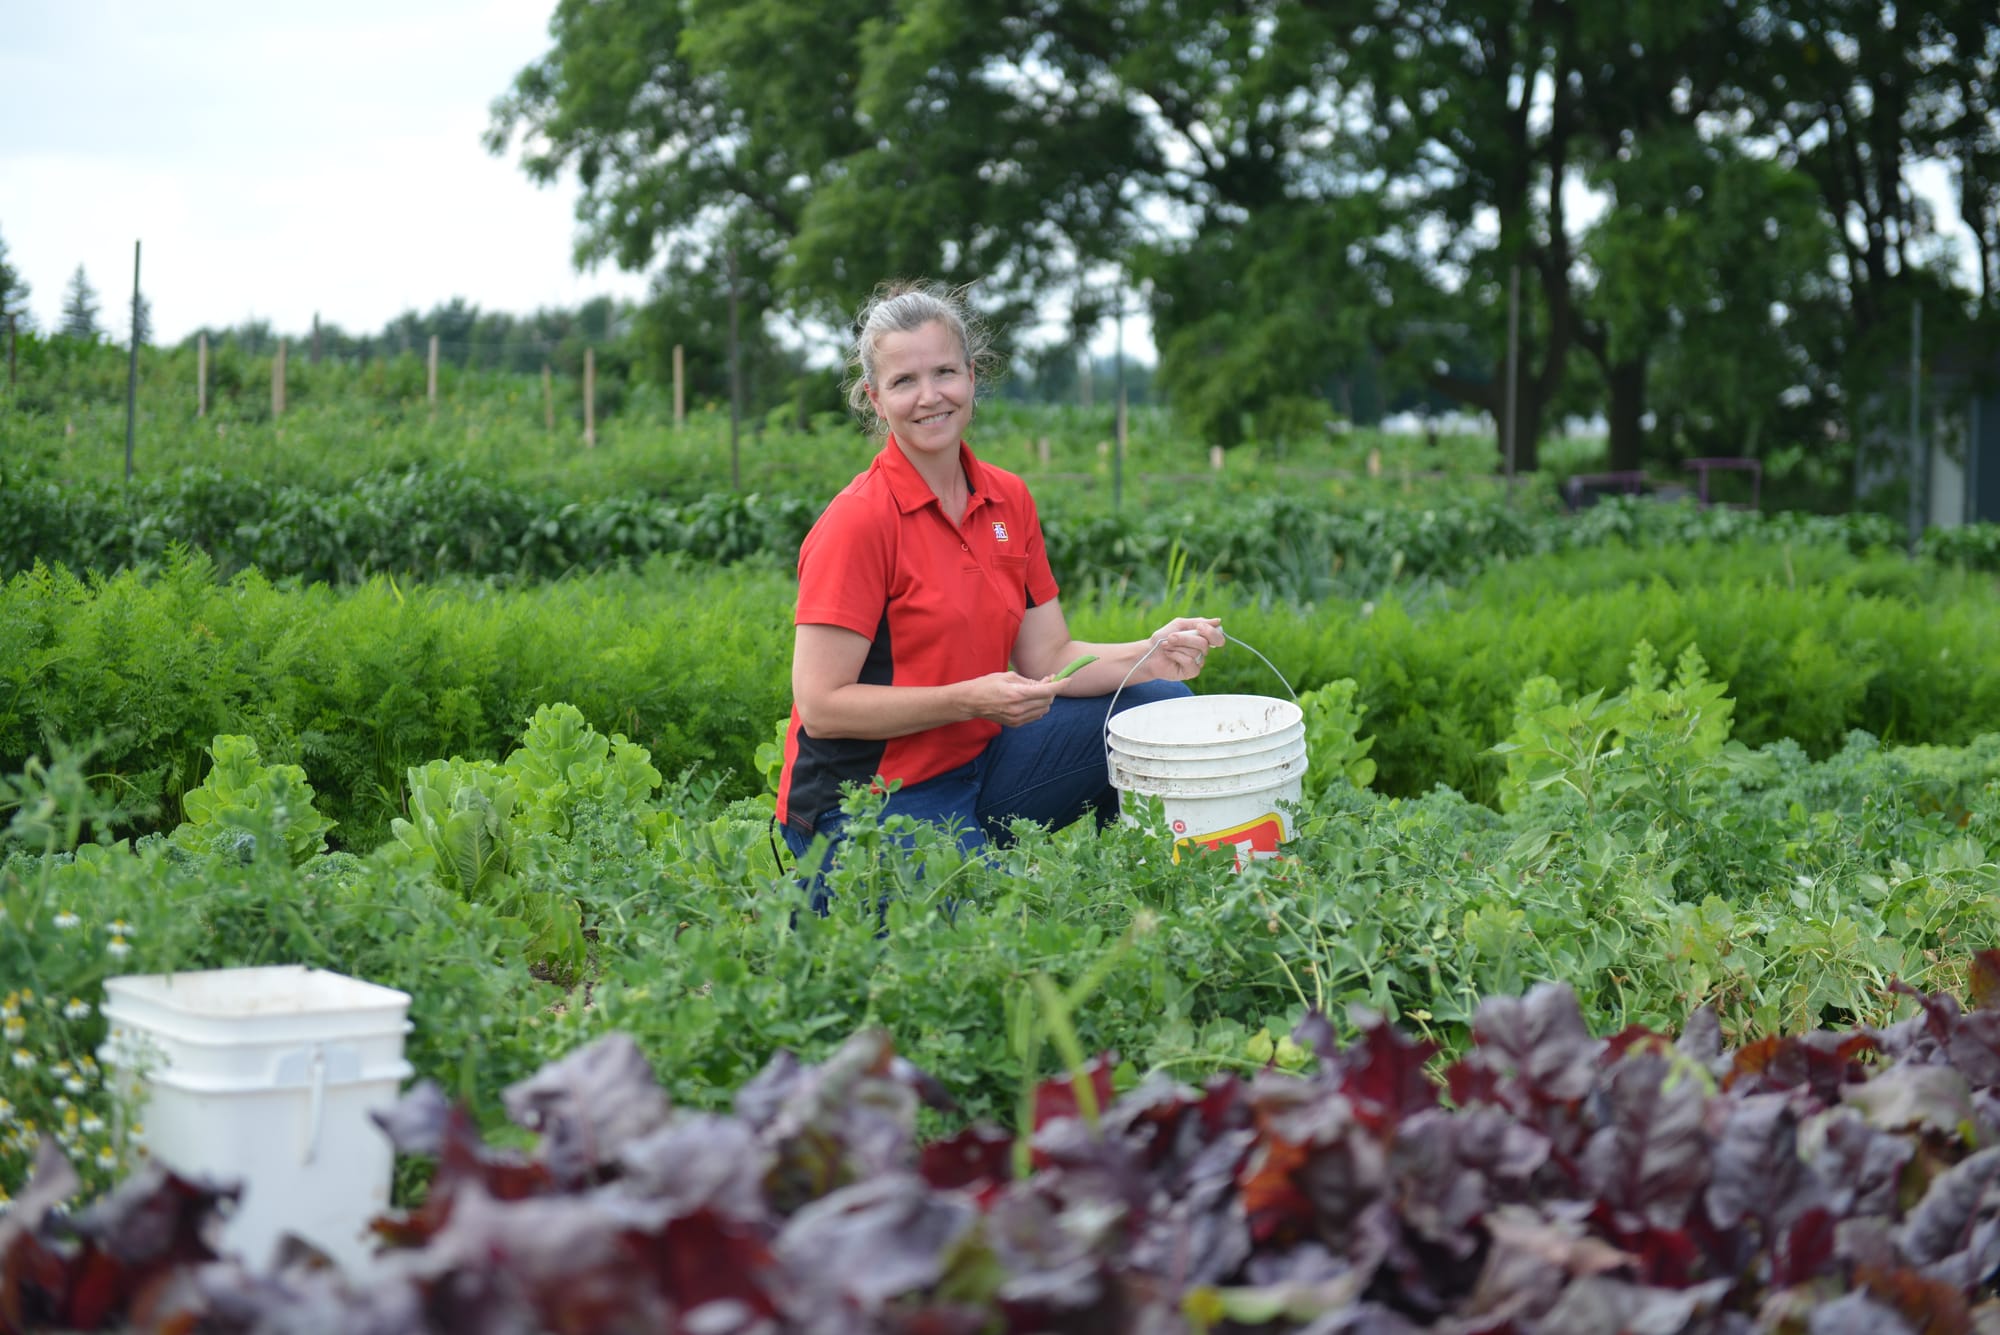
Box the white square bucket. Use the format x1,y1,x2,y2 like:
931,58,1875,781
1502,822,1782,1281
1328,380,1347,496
98,964,413,1273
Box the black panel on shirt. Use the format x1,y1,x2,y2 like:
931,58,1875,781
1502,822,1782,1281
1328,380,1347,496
784,609,894,836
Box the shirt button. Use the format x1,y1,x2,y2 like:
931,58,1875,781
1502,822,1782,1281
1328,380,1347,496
961,542,969,551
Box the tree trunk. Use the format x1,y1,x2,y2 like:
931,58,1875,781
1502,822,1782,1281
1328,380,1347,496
1604,356,1647,471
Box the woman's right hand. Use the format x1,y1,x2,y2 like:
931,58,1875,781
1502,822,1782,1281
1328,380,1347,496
962,671,1060,727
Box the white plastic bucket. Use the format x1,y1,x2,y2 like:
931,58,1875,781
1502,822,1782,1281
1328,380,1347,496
1108,693,1307,868
98,965,413,1274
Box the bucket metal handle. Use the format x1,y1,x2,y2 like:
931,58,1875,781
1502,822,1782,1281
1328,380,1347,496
1101,630,1296,756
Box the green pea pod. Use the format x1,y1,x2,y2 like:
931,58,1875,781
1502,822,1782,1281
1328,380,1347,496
1052,653,1099,682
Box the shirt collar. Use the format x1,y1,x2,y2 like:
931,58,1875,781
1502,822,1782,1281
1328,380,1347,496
875,437,990,516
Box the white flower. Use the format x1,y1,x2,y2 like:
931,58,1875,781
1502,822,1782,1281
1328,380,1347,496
63,998,91,1020
11,1049,35,1070
95,1145,119,1171
63,1076,87,1095
2,1017,22,1043
81,1115,105,1135
105,919,135,938
53,911,81,930
106,937,132,960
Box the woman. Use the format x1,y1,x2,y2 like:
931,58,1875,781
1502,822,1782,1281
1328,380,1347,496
776,281,1225,886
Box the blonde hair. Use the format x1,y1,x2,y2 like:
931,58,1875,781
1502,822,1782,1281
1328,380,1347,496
844,280,996,434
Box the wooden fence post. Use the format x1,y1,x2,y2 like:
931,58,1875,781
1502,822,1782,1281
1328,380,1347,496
197,332,207,418
272,339,287,418
584,346,596,447
427,335,439,410
673,343,685,429
542,363,554,431
1210,445,1225,472
124,239,140,482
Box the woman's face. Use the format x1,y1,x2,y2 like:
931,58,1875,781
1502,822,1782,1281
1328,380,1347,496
866,320,973,462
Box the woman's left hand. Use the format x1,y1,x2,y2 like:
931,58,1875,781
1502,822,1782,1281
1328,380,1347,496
1149,616,1225,680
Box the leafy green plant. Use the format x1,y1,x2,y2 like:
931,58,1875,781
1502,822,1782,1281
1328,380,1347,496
1491,640,1756,817
1296,677,1376,799
387,757,584,981
170,734,334,865
502,702,666,843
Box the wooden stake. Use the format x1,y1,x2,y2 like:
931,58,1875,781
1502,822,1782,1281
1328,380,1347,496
124,240,140,482
1210,445,1225,472
1037,436,1051,466
311,312,322,364
427,334,439,410
272,339,287,418
1115,384,1128,511
584,346,596,447
197,332,207,418
673,343,685,429
542,363,554,431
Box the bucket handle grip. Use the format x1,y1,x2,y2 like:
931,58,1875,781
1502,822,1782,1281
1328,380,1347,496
1102,630,1296,753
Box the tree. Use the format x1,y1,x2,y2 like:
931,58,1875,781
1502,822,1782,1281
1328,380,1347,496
0,224,30,334
60,265,101,342
492,0,1997,472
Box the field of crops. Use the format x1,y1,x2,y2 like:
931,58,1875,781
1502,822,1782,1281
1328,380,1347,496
6,348,2000,1329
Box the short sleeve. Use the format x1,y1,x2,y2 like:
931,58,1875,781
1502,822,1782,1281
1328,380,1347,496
795,491,893,636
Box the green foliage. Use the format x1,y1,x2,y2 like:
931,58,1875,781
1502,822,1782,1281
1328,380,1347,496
7,682,2000,1208
386,755,585,983
388,758,519,901
753,713,789,808
1296,678,1376,799
7,538,2000,860
502,702,665,842
1492,641,1745,816
171,734,334,865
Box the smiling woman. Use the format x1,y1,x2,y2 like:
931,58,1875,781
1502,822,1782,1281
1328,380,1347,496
773,280,1227,911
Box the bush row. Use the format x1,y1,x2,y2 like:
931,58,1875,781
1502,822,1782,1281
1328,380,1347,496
8,461,1999,593
5,543,2000,846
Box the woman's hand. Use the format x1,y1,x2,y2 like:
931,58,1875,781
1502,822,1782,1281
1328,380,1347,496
1149,616,1225,681
962,671,1061,727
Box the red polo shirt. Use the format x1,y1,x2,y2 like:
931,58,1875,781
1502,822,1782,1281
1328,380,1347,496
777,438,1060,836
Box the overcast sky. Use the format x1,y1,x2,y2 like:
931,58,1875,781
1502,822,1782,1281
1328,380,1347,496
0,0,652,346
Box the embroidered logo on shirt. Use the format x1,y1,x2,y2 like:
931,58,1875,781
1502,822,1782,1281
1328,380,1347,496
992,521,1010,542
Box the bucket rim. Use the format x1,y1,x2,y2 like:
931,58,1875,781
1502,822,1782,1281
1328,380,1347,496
1108,721,1305,761
1107,692,1304,749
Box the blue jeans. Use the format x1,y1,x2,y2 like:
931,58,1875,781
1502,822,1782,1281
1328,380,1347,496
781,678,1191,909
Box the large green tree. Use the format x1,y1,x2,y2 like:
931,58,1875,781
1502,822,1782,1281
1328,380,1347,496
493,0,1997,471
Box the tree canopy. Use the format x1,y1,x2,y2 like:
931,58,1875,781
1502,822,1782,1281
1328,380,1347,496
490,0,2000,474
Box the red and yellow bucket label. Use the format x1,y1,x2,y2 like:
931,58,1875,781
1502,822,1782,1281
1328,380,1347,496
1170,811,1289,870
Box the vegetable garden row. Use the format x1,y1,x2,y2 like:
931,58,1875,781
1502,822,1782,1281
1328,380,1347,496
5,389,2000,1325
5,643,1999,1327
